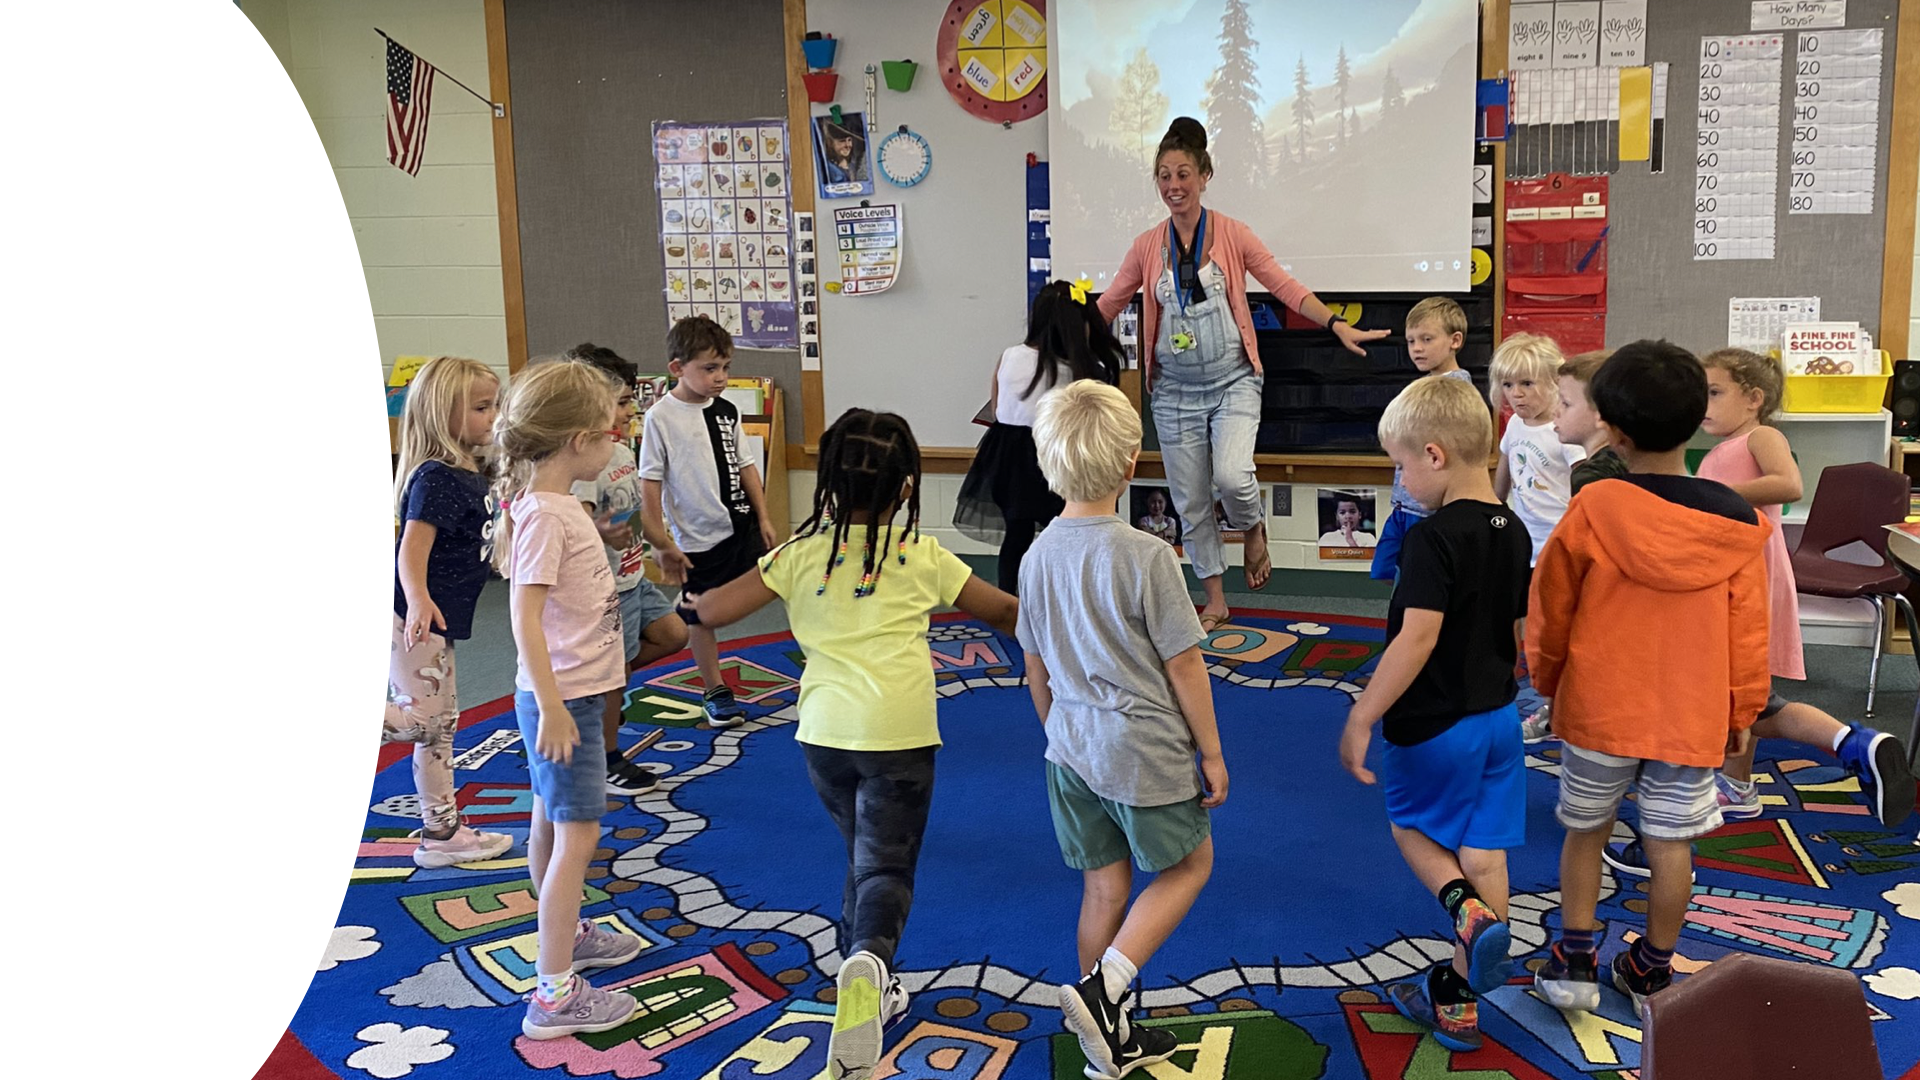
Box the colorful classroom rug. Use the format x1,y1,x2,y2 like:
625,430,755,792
272,611,1920,1080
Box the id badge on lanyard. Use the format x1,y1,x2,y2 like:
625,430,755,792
1164,210,1206,353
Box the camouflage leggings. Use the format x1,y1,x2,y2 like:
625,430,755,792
801,743,938,970
384,614,461,834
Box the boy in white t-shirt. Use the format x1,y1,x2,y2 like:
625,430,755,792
1490,333,1585,565
638,317,778,728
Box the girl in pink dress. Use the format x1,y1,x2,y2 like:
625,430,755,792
1695,348,1914,827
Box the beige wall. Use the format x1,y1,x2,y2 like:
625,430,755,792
243,0,507,384
1911,131,1920,352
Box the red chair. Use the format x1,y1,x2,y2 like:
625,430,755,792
1789,462,1920,719
1641,952,1882,1079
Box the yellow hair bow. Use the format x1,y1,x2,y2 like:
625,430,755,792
1068,277,1093,305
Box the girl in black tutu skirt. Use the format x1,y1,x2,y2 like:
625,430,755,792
955,280,1125,593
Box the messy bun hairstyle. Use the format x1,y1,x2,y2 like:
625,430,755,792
1155,116,1213,176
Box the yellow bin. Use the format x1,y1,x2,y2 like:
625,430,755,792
1782,351,1891,414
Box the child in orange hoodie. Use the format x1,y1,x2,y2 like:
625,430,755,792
1526,340,1772,1021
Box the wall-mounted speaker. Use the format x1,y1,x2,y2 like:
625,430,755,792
1893,359,1920,438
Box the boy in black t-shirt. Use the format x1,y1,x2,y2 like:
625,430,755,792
1340,375,1533,1053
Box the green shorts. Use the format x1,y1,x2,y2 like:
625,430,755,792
1046,761,1211,873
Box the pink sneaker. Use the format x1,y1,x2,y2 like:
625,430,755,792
412,823,514,868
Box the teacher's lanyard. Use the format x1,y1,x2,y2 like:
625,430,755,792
1164,210,1207,316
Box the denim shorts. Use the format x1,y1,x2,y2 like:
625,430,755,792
619,578,676,663
513,689,609,823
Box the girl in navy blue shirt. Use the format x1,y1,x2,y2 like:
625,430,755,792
390,356,514,868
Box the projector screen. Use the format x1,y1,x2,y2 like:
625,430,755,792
1050,0,1478,294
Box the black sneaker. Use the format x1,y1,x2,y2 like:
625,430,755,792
1534,943,1600,1012
1109,1024,1179,1078
605,755,658,794
1610,951,1672,1020
703,689,747,729
1059,965,1128,1080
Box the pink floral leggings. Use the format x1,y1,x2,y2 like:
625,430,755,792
384,615,461,834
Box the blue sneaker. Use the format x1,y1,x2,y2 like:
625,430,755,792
1834,723,1916,827
703,688,747,729
1453,897,1513,994
1387,969,1481,1053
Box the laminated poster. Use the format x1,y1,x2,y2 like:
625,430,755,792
1317,488,1380,563
832,203,904,297
653,119,798,348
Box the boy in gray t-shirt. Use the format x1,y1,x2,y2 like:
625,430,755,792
1018,380,1227,1080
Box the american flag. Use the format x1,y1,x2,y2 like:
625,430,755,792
385,38,436,176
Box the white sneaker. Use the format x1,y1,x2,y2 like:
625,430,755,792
1520,707,1554,744
411,823,513,868
829,951,890,1079
882,973,910,1029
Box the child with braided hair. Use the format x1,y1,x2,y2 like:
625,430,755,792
684,408,1017,1080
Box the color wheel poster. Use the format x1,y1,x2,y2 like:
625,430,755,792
831,203,903,296
653,119,797,347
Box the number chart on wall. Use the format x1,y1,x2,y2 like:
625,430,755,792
1693,33,1783,261
1788,27,1883,216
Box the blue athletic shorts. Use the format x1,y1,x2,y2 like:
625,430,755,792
514,689,609,823
1380,703,1526,851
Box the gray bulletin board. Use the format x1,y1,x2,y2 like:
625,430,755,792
1605,0,1901,353
503,0,802,434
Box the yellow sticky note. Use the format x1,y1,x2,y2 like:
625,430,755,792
389,355,431,388
1618,66,1652,163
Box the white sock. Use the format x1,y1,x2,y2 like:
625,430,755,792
1099,947,1138,1004
536,970,576,1003
1832,726,1851,753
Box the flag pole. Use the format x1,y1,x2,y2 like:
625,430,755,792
375,28,504,118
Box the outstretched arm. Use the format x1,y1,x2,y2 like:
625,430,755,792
687,567,779,630
1240,229,1388,357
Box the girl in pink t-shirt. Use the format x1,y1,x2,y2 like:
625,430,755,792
491,360,647,1040
1696,348,1914,828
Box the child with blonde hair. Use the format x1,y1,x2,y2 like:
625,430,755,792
1371,297,1475,582
494,360,646,1039
687,409,1017,1080
1021,380,1226,1080
389,356,515,868
1341,376,1532,1052
1490,333,1584,564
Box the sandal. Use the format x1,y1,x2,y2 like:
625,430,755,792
1199,612,1230,634
1242,524,1273,591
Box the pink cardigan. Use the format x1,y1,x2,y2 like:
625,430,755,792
1096,210,1314,390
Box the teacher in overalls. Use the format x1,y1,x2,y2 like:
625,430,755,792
1097,117,1386,631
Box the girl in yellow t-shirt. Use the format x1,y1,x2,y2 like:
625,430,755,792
686,408,1017,1080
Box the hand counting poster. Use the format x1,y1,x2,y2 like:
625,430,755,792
653,119,797,347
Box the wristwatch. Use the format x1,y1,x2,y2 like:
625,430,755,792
1326,315,1348,330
